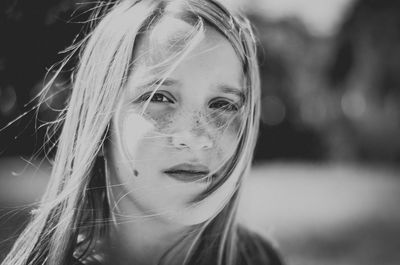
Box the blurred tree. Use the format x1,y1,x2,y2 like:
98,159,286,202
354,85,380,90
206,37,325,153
328,0,400,162
249,15,326,161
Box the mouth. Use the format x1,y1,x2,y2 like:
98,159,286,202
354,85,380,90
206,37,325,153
163,163,211,183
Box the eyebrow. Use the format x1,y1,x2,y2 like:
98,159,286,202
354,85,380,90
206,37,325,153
217,85,246,103
133,78,179,95
154,78,246,101
155,78,180,87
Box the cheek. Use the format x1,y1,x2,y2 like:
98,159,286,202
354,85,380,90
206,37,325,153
117,111,165,166
226,114,243,135
207,112,243,138
207,113,243,156
143,108,175,132
122,112,155,146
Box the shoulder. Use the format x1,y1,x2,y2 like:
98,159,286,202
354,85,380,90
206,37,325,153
236,226,285,265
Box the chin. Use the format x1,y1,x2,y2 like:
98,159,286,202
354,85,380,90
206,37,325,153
165,198,227,226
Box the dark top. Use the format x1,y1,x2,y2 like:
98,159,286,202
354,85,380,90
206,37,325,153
236,226,284,265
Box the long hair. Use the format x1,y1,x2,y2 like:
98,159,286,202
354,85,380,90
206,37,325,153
1,1,260,264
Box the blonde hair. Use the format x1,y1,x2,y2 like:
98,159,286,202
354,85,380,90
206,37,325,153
2,0,260,264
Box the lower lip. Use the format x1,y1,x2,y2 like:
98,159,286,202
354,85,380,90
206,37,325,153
164,171,210,183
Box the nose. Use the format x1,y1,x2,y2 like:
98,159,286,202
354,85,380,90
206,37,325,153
171,131,213,150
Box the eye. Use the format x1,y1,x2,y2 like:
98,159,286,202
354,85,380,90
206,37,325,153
209,99,239,112
140,92,174,103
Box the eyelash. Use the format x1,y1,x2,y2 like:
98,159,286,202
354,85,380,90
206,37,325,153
209,99,239,112
138,92,239,112
140,92,174,103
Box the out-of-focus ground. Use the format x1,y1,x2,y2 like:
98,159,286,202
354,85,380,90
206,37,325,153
239,163,400,265
1,157,399,265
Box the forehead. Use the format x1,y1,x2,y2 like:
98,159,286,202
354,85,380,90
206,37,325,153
131,16,244,85
170,31,244,87
132,16,196,66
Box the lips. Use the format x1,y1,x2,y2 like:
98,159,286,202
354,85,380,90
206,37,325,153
163,163,210,183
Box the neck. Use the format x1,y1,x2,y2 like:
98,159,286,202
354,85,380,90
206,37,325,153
102,186,192,265
105,217,189,265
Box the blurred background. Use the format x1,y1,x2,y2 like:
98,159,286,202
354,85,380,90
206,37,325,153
1,0,399,264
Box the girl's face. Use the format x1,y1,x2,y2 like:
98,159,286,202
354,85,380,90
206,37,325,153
106,21,245,225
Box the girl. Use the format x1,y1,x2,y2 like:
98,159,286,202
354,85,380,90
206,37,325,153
2,0,284,264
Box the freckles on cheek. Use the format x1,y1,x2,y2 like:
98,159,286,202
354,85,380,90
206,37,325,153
208,113,243,137
144,109,175,132
209,114,243,158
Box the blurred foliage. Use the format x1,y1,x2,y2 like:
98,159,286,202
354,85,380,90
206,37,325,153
0,0,399,164
327,0,400,162
251,0,400,163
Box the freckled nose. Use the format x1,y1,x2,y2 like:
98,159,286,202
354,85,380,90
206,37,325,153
171,131,213,150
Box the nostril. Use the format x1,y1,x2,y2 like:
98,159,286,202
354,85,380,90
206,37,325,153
171,131,213,150
197,135,213,150
205,138,213,146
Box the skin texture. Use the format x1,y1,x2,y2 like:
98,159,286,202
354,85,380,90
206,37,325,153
103,19,245,264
